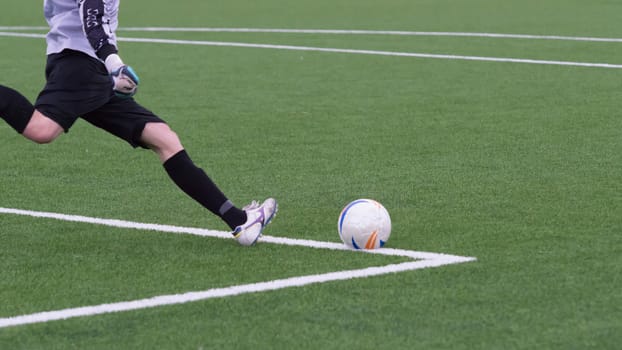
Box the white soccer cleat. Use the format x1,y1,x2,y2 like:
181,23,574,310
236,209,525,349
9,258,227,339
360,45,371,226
233,198,278,246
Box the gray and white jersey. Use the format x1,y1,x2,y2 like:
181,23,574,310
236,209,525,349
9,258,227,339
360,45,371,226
44,0,119,60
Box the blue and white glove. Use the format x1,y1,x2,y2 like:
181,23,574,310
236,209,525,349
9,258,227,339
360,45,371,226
105,54,140,98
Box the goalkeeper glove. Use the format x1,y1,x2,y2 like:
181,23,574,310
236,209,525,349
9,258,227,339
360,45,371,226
105,54,140,98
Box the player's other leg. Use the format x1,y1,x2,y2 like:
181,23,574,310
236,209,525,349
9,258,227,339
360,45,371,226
22,110,64,143
0,85,63,143
140,122,277,245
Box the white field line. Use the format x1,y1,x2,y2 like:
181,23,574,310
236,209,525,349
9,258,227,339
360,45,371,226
0,207,476,328
1,31,621,69
2,26,622,43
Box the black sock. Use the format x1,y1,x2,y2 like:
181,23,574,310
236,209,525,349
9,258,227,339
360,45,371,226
163,150,247,230
0,85,34,133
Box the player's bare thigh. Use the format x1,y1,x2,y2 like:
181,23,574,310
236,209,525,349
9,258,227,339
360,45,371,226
22,109,64,144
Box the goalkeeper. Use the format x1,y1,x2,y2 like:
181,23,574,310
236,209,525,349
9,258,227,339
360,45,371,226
0,0,276,246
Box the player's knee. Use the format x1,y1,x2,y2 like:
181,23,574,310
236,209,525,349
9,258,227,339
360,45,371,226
29,132,57,144
142,122,184,161
22,112,63,144
23,124,61,144
149,122,175,136
143,123,181,145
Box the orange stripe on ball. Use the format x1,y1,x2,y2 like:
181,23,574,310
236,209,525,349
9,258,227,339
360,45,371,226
365,231,378,249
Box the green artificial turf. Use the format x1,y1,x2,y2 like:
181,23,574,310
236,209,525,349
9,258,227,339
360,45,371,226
1,1,621,349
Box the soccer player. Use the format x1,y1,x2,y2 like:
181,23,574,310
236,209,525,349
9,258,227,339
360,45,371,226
0,0,277,246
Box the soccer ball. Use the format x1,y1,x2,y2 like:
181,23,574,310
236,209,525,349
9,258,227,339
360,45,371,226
338,199,391,249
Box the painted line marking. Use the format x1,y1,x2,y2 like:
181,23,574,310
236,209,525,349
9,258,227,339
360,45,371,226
2,26,622,43
0,207,476,328
1,31,621,69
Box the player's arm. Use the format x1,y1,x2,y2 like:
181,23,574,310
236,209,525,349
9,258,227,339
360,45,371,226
78,0,139,97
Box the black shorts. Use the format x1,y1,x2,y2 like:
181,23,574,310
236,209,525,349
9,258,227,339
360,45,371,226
34,49,165,148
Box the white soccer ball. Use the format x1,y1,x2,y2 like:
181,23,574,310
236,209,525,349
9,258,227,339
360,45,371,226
338,199,391,249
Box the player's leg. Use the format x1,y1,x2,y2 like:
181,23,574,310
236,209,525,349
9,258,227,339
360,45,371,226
0,85,63,143
139,122,184,162
139,121,249,229
82,98,270,236
22,110,64,143
141,122,278,245
2,51,112,143
0,85,32,133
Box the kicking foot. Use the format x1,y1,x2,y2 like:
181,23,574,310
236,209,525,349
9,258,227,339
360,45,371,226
232,198,278,246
